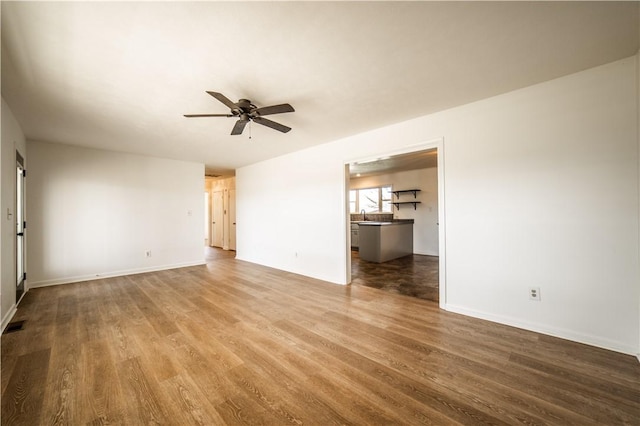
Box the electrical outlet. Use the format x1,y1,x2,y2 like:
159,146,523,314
529,287,541,301
145,250,152,258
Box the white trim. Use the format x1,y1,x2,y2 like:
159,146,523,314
636,49,640,362
28,261,206,288
1,304,17,333
16,288,27,305
343,163,351,284
433,139,447,309
344,141,443,167
445,303,638,356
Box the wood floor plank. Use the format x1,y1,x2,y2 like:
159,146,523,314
2,254,639,425
238,320,456,425
225,364,308,425
0,333,20,396
39,337,80,425
116,356,170,424
302,337,463,424
130,322,180,382
107,319,144,362
507,352,640,423
274,319,512,425
109,276,150,327
78,339,126,425
163,332,237,406
215,392,279,425
216,325,356,425
307,313,555,425
123,276,180,337
1,348,51,426
538,333,640,383
159,373,227,425
173,315,244,371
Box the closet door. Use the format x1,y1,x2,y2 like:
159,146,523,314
211,190,224,247
228,189,236,251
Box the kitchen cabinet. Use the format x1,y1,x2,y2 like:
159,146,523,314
350,223,359,248
358,221,413,262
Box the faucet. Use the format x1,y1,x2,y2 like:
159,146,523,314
361,209,366,221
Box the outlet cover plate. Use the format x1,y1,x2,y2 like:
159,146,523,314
529,287,541,301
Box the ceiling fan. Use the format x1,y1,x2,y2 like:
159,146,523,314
184,91,295,135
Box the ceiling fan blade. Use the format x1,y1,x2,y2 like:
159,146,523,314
206,91,239,112
253,116,291,133
231,119,249,135
253,103,295,116
184,114,233,118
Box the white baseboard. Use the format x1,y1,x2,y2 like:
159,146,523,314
413,250,439,257
444,303,638,356
1,304,17,333
28,261,206,288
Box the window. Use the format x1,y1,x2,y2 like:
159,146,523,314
350,185,392,213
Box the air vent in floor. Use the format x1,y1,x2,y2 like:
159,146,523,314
3,320,25,334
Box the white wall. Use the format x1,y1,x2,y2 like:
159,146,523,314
237,55,640,355
1,98,27,329
27,141,205,286
237,151,346,283
350,167,439,255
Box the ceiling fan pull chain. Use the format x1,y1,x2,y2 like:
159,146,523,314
249,121,252,139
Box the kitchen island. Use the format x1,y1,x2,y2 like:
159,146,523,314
357,220,413,263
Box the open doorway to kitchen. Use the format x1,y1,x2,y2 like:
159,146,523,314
345,139,445,306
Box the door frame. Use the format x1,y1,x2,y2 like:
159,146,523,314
228,188,236,251
344,137,447,308
204,191,211,246
16,150,26,303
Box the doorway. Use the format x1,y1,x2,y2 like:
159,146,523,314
212,190,224,248
16,151,26,303
228,189,236,250
345,139,446,307
204,192,211,246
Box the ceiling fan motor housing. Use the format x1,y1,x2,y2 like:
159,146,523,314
236,99,255,113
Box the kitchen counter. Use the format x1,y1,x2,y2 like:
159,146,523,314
358,220,413,263
356,219,414,226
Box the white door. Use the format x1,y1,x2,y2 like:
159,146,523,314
204,192,210,246
229,189,236,251
212,190,224,247
16,152,25,302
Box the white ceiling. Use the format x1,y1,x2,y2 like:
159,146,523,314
2,1,638,177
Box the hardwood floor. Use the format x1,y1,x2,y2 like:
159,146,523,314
2,249,639,425
351,250,439,302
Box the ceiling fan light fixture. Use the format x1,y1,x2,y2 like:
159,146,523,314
185,91,294,136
